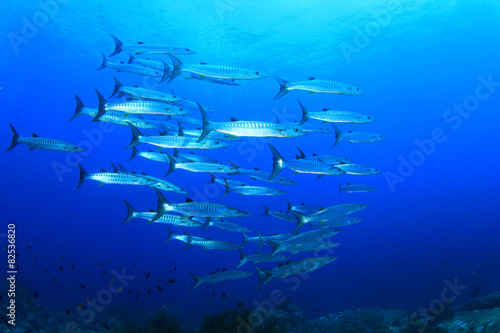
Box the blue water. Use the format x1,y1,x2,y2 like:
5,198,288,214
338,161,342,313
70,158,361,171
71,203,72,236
2,0,500,330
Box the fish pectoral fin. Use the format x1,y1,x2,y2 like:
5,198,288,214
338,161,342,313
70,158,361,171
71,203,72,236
309,91,317,94
28,147,36,151
98,182,106,187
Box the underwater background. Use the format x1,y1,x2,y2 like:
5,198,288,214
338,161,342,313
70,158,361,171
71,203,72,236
1,0,500,332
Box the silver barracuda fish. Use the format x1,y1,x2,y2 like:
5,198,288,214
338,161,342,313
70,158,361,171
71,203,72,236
256,257,337,286
7,124,85,153
124,123,229,150
164,153,234,176
268,143,345,180
311,217,362,228
237,249,289,268
97,52,170,83
200,218,254,234
261,204,297,223
298,100,374,125
285,200,321,214
189,270,253,290
167,54,266,83
173,149,223,165
127,54,241,86
153,188,251,221
121,200,202,227
339,182,379,194
197,103,305,142
273,76,364,99
221,179,286,198
164,227,241,251
76,163,158,190
227,162,298,186
109,35,196,56
289,204,367,231
332,124,386,146
267,228,341,254
335,163,381,175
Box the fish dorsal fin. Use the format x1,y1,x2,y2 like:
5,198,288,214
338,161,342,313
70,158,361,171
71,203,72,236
137,114,143,119
110,163,119,173
308,76,316,80
100,168,107,173
137,41,145,44
349,130,353,133
176,120,184,136
149,208,155,212
117,163,127,172
131,171,137,174
141,172,147,175
322,108,329,111
133,85,140,88
254,168,259,170
200,62,208,65
295,154,300,159
230,117,240,122
185,198,193,203
347,182,351,185
32,133,39,137
189,151,195,155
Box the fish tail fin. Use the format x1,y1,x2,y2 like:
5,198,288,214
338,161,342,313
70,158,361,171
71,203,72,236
255,267,274,286
298,99,309,125
109,35,123,57
188,272,202,290
242,232,249,245
221,178,231,198
92,89,108,122
68,95,85,122
273,76,290,100
110,77,122,98
158,60,171,84
197,102,213,142
7,124,20,152
164,226,174,243
76,163,88,190
128,147,139,161
124,122,142,149
260,204,271,216
152,188,169,222
200,218,211,230
332,124,343,147
266,239,282,257
127,53,134,64
97,51,108,70
286,200,294,213
256,231,265,251
267,143,285,180
164,153,177,177
184,232,193,251
289,211,307,233
237,249,247,268
167,54,183,83
121,200,136,224
206,173,217,185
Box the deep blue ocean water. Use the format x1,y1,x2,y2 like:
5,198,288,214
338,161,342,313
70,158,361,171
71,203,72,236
1,0,500,330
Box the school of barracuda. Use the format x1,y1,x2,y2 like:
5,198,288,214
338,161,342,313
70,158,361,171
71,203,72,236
7,35,385,290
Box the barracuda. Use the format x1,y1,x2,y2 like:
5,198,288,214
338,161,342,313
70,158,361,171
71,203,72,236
237,249,289,268
256,257,337,286
298,100,374,125
167,54,266,83
97,52,169,83
127,54,241,86
7,124,85,153
109,35,196,56
124,123,229,150
335,163,381,175
165,153,233,176
268,143,345,180
311,217,362,228
222,179,286,198
152,188,251,221
339,182,379,194
197,103,305,142
227,162,298,186
289,204,367,231
273,76,364,99
332,124,386,146
121,200,203,227
267,228,341,254
189,270,253,290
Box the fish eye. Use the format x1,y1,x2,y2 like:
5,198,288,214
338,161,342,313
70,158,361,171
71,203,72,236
357,88,360,91
367,117,371,119
186,48,190,51
256,72,259,74
215,141,220,144
294,128,298,132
